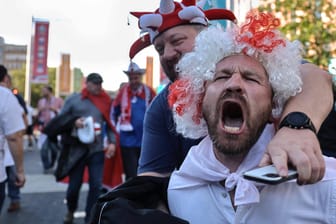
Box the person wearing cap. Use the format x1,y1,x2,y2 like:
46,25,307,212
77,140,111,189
49,72,120,224
111,62,156,180
129,0,332,184
167,10,336,224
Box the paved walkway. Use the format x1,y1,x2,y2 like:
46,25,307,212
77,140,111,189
0,140,88,224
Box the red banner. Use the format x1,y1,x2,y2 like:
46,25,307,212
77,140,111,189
31,20,49,83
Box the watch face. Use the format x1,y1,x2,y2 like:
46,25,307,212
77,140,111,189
287,112,308,126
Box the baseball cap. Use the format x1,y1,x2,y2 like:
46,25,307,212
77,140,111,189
86,73,103,84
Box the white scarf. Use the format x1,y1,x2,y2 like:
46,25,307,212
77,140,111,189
169,124,274,206
118,84,151,131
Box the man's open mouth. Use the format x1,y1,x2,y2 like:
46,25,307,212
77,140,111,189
221,101,245,134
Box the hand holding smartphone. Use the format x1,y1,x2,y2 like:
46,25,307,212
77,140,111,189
243,165,298,185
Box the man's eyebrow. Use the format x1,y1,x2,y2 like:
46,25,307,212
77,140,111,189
215,67,233,75
170,32,188,40
241,68,266,78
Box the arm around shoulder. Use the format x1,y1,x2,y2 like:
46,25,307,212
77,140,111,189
262,63,333,185
280,63,333,130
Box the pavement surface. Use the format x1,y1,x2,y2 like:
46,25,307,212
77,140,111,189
0,139,89,224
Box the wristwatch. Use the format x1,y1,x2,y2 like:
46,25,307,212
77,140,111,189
279,112,316,133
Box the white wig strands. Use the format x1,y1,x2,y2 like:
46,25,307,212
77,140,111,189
169,9,303,139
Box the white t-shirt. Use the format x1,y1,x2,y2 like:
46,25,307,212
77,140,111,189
0,86,25,182
4,141,14,167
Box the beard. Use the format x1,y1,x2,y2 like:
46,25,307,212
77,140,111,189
204,99,270,157
209,124,266,156
161,58,180,82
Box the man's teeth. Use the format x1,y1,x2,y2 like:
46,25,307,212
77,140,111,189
224,125,240,133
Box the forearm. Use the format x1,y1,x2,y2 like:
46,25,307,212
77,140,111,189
6,132,25,173
106,128,117,144
280,63,333,131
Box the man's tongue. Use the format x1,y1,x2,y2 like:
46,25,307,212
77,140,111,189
224,117,243,133
222,102,244,134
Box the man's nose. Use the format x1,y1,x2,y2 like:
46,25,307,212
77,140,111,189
226,74,243,93
162,44,179,61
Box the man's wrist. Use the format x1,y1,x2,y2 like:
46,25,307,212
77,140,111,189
279,111,316,133
15,166,25,173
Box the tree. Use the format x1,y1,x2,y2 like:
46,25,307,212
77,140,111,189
258,0,336,69
10,67,57,107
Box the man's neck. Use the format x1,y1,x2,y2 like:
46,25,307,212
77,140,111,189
131,84,142,92
213,149,246,173
45,94,52,100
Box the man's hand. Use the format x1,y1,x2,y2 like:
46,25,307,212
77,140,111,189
259,127,325,185
15,171,26,187
105,143,116,159
75,117,85,128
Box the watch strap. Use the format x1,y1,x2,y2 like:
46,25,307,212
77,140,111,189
279,112,316,133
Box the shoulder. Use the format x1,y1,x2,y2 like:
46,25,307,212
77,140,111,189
0,87,19,107
0,86,12,98
61,93,81,109
65,92,81,102
55,96,64,103
0,87,25,128
146,85,170,113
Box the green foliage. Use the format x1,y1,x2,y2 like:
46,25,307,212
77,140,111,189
9,67,57,107
258,0,336,69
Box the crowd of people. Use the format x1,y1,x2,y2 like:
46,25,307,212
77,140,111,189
0,0,335,224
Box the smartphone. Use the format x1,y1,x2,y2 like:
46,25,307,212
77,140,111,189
243,165,298,185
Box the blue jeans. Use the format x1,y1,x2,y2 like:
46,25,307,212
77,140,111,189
66,151,104,222
40,137,59,170
6,166,20,202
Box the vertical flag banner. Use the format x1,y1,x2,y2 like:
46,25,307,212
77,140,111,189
31,20,49,83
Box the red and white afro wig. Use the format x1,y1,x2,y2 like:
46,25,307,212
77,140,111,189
129,0,236,59
168,9,303,139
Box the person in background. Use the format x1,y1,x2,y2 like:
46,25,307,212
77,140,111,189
111,62,156,180
167,11,336,223
0,84,26,213
317,86,336,157
37,84,63,173
25,104,37,149
0,65,26,213
50,73,118,224
0,65,25,212
0,71,28,127
130,0,333,184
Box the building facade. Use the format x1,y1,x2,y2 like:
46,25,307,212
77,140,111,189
0,36,27,71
